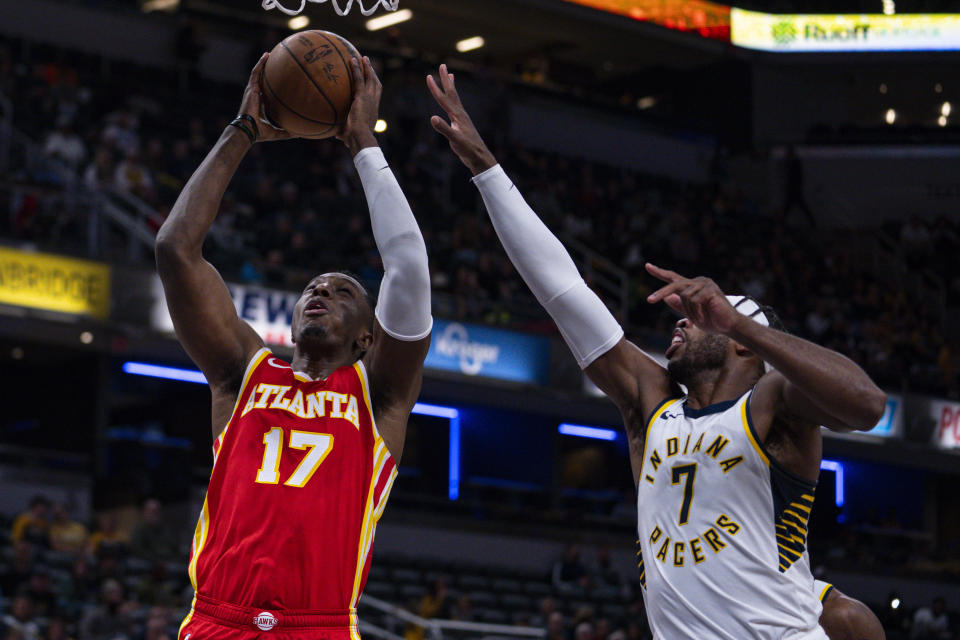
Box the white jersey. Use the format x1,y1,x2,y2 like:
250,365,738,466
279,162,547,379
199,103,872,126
636,389,827,640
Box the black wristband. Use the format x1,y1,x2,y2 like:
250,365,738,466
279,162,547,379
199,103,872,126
236,113,260,141
228,119,256,145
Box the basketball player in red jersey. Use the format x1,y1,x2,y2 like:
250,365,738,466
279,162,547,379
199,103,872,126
156,53,431,640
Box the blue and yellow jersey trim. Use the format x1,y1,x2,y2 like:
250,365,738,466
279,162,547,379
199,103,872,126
818,582,835,603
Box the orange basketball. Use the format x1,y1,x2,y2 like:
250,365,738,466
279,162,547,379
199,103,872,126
260,30,361,139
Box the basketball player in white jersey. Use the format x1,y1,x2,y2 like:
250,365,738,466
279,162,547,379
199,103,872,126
427,64,887,639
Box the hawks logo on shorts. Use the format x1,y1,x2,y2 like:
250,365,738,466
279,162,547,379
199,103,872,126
180,349,397,637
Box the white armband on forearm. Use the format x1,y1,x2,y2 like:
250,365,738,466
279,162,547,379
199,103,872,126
355,147,432,341
472,164,623,368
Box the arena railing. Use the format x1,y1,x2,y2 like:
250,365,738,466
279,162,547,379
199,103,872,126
360,594,547,640
563,235,629,325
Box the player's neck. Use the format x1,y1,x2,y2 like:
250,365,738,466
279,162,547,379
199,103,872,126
290,347,357,381
684,365,753,410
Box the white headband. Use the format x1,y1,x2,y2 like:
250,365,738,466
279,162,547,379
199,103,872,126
726,295,772,372
727,295,770,327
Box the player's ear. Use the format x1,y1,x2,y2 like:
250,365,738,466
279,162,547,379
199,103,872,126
356,329,374,355
732,340,752,358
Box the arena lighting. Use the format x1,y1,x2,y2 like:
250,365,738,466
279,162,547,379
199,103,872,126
882,0,895,15
558,424,618,441
365,8,412,30
820,459,845,507
374,119,388,133
122,362,208,384
141,0,179,11
412,403,461,500
942,102,952,116
287,15,310,29
455,37,486,53
891,597,901,609
939,115,948,127
885,108,896,125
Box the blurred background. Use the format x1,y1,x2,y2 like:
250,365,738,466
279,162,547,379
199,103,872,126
0,0,958,639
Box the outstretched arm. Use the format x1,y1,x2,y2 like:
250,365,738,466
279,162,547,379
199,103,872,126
645,264,886,434
427,64,673,478
156,54,292,439
340,58,431,461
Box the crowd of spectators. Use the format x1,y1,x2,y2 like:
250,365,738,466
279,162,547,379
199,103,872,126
1,35,957,399
0,497,187,640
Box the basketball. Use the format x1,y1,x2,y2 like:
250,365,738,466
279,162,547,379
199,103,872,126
260,30,361,139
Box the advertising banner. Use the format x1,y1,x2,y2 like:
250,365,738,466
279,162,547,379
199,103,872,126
426,319,552,385
0,247,111,319
870,394,903,438
732,9,960,52
928,398,960,450
151,278,298,347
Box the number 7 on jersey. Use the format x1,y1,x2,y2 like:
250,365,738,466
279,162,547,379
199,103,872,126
671,463,697,525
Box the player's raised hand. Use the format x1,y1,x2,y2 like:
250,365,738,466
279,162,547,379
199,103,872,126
427,64,497,175
337,56,382,155
239,53,296,143
645,263,742,335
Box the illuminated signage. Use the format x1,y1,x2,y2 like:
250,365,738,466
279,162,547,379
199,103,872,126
427,319,551,385
929,398,960,450
0,247,110,319
731,9,960,52
560,0,730,38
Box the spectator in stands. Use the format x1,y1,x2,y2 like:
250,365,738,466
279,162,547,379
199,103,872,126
450,595,474,622
11,497,51,547
78,579,136,640
0,541,35,598
113,149,154,202
19,569,56,618
48,504,88,556
591,547,620,589
44,618,74,640
910,596,952,639
87,514,128,559
405,580,450,640
43,116,86,172
574,621,594,640
130,499,177,563
82,148,114,191
552,545,586,591
545,611,566,640
143,607,174,640
2,595,39,640
60,557,97,615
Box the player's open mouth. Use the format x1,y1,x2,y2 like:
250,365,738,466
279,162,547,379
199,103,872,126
304,300,329,317
666,330,684,357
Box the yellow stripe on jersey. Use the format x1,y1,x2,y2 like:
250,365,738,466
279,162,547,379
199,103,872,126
353,361,381,442
218,348,270,438
741,395,770,466
187,496,211,591
642,398,680,478
350,440,389,610
178,593,197,637
819,583,834,603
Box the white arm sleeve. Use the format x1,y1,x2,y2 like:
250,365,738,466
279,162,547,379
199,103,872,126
354,147,432,341
472,164,623,368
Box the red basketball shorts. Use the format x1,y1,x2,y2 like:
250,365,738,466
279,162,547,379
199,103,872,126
179,594,357,640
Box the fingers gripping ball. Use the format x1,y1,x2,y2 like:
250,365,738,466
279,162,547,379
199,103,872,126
260,30,361,138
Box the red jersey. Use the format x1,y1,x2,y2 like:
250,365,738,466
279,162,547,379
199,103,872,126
183,349,397,634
